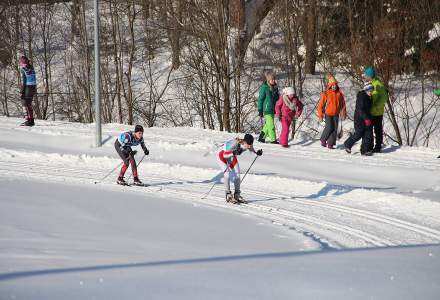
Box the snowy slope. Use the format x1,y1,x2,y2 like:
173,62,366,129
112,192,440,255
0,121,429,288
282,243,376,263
0,116,439,299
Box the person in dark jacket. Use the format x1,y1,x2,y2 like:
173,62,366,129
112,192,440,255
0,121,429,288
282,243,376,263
19,56,37,126
115,125,149,186
344,82,374,156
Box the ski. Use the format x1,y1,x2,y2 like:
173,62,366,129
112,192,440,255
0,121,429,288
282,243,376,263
117,182,163,191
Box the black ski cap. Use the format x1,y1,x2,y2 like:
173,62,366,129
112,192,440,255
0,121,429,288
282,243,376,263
244,133,254,145
134,125,144,133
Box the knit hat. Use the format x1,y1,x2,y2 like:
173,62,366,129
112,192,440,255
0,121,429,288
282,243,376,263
243,133,254,145
282,87,295,96
364,67,376,78
327,74,338,87
363,82,374,93
134,125,144,133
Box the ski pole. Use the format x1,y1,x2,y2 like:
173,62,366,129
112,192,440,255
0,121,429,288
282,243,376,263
127,153,146,182
240,155,259,184
201,166,229,199
94,161,123,184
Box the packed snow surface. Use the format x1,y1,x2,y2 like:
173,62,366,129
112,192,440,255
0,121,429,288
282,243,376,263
0,117,439,299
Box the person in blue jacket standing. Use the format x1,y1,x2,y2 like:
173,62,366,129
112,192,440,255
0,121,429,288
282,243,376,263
19,56,36,126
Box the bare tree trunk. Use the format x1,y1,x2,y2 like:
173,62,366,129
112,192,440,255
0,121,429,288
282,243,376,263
304,0,317,75
161,0,183,69
109,0,123,124
123,1,137,125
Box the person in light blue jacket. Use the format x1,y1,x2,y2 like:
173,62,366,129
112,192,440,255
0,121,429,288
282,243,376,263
19,56,36,126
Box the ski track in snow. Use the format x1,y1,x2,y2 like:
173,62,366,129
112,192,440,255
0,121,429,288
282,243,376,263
1,117,440,251
1,147,440,250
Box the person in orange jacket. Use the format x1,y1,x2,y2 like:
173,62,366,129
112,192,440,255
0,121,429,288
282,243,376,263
317,74,347,149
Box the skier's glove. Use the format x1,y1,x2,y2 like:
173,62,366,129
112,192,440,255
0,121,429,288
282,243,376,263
258,111,264,118
256,149,263,156
364,119,372,127
130,150,137,157
144,148,149,155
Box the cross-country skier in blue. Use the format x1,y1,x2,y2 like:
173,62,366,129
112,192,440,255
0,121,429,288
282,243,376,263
19,56,37,126
217,134,263,204
115,125,149,185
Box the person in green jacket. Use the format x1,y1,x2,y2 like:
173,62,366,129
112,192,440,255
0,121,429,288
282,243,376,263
257,70,279,143
363,67,389,152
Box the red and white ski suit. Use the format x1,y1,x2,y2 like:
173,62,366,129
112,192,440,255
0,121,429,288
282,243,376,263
217,139,242,194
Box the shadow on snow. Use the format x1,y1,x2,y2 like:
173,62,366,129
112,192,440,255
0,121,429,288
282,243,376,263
0,243,438,282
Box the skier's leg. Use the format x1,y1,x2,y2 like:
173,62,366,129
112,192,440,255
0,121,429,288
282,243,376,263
230,158,246,203
115,140,130,181
344,120,364,150
279,118,289,146
129,155,138,179
327,116,339,147
20,97,34,126
217,153,231,194
320,115,332,144
361,126,374,154
118,163,128,178
229,157,240,194
372,115,383,152
264,114,276,142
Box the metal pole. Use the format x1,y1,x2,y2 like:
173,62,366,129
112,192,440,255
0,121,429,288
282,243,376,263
94,0,102,147
240,155,258,184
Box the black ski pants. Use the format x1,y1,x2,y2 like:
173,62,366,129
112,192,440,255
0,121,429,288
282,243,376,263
344,118,373,154
371,115,383,151
114,140,137,178
21,86,36,120
320,115,339,146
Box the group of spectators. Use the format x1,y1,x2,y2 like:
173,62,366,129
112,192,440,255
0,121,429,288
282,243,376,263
257,67,389,155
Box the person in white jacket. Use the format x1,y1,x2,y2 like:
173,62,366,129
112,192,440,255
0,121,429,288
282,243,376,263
217,134,262,204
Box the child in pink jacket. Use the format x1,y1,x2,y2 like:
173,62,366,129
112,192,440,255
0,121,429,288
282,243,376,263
275,87,304,147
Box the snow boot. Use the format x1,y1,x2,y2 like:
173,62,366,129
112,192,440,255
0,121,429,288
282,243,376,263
133,177,144,186
258,131,265,143
320,140,327,147
344,146,352,154
361,151,373,156
234,192,247,204
117,177,128,185
327,144,335,149
226,192,238,204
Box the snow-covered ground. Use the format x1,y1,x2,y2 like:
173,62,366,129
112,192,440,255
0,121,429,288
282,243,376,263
0,116,439,299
